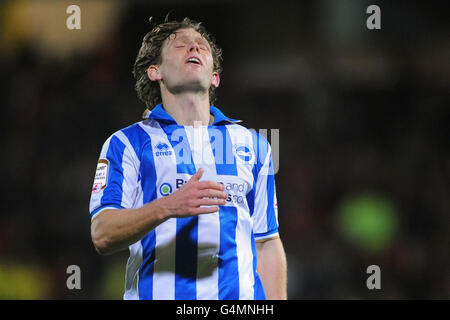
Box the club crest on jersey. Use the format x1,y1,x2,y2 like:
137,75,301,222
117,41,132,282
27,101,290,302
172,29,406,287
233,144,255,164
92,159,109,193
155,142,172,157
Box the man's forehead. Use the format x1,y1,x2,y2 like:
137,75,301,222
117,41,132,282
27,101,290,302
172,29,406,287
168,28,206,41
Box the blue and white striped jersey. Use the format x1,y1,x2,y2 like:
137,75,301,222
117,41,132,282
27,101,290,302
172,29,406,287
89,104,279,300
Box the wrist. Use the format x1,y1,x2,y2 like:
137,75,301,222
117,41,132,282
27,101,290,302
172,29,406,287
153,196,172,221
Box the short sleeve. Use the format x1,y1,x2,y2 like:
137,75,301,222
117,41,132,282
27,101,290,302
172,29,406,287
89,133,139,219
251,133,279,241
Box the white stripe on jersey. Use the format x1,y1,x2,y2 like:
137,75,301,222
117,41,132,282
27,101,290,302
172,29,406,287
225,125,256,299
115,131,141,209
184,125,221,300
123,241,143,300
138,122,177,300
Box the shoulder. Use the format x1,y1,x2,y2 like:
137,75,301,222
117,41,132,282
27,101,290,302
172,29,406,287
109,120,165,144
225,123,271,151
100,121,150,155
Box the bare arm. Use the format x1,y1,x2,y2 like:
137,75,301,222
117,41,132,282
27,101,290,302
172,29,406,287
256,236,287,300
91,168,227,255
91,200,167,256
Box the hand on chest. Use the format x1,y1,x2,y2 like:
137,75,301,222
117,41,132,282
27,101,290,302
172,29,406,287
148,125,256,203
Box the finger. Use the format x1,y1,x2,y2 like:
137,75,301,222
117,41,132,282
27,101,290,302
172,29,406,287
197,189,228,199
192,206,220,215
195,198,227,206
189,168,203,182
197,180,225,191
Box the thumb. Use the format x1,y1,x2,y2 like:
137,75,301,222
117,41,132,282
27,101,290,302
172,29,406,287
189,168,203,182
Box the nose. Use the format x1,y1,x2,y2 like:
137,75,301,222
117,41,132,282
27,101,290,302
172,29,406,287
187,41,200,53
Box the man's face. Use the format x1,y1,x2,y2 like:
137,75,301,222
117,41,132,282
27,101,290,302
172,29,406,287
148,28,219,95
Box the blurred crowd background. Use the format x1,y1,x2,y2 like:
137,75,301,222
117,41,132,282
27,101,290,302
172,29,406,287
0,0,448,299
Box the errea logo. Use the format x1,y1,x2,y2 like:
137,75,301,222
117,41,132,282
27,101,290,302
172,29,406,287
155,142,172,157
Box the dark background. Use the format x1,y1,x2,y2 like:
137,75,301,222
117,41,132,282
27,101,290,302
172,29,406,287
0,0,449,299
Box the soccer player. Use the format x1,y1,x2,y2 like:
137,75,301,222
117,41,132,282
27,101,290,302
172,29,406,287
89,17,287,300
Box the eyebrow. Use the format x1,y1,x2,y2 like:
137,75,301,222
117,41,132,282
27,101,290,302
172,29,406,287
172,33,209,46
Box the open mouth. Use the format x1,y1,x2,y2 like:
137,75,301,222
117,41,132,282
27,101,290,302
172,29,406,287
186,57,202,65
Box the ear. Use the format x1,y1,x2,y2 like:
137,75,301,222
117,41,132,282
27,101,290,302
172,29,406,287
147,65,162,81
211,72,220,88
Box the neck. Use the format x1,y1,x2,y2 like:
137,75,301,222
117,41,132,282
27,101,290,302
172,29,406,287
160,90,212,126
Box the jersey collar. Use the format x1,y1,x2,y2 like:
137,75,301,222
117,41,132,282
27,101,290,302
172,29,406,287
142,104,242,125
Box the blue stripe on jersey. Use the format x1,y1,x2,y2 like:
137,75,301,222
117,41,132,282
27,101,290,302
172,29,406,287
159,123,196,175
251,232,266,300
218,206,239,299
175,217,198,299
246,164,257,217
246,131,262,217
159,123,199,299
121,124,147,164
208,126,238,176
122,124,158,300
121,124,152,186
253,131,268,175
101,136,126,208
139,231,156,299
